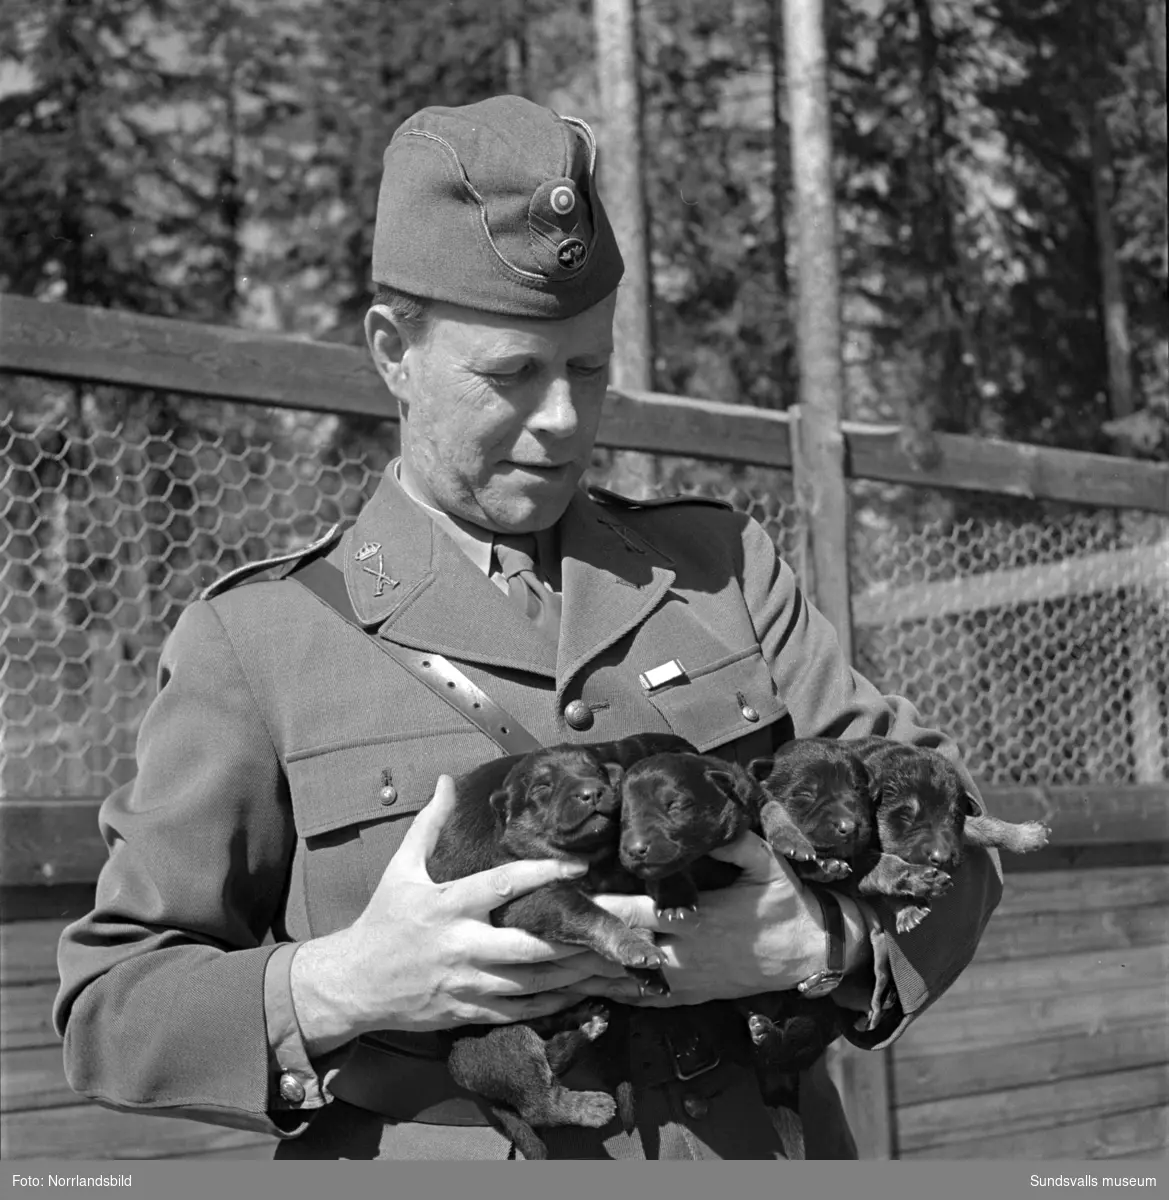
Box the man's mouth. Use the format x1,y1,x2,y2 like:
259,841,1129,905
508,461,573,477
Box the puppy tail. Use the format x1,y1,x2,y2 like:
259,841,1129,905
487,1105,549,1161
965,814,1051,854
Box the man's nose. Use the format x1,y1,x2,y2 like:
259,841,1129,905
528,375,579,438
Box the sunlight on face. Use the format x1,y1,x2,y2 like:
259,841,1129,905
396,293,617,533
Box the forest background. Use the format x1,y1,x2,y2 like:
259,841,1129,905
2,0,1166,452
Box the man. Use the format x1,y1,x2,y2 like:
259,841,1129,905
55,95,1002,1160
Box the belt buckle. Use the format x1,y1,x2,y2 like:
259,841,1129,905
664,1030,721,1082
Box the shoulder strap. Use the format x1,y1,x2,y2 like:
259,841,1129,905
288,556,542,757
201,523,348,601
586,485,733,512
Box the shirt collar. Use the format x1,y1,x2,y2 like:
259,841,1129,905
393,458,562,588
395,458,494,576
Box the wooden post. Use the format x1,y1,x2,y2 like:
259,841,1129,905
783,0,893,1158
782,0,853,662
593,0,653,393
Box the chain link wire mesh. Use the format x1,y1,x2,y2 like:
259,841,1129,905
3,378,1166,800
850,482,1169,787
0,382,801,799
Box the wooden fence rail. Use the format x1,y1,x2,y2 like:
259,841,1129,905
3,295,1168,514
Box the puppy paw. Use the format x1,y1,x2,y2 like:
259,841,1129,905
570,1091,618,1128
748,1013,778,1046
657,905,697,923
1016,821,1051,851
628,965,670,997
809,857,851,882
919,866,953,896
613,929,665,970
577,1004,610,1041
895,904,930,934
773,839,817,863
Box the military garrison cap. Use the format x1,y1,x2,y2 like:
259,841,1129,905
371,95,624,319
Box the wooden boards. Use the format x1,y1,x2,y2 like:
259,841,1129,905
0,915,276,1160
889,865,1169,1160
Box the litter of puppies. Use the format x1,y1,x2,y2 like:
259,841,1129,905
427,733,1052,1156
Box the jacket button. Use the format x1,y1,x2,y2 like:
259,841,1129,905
564,700,594,731
379,785,398,805
279,1072,306,1104
741,704,760,722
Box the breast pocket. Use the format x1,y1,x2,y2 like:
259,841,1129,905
642,646,788,755
285,729,499,934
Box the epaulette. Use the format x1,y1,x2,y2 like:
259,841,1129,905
586,485,733,512
200,522,347,601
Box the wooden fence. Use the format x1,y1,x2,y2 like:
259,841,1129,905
2,295,1167,1161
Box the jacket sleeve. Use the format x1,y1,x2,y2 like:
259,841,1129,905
738,516,1003,1047
53,599,327,1135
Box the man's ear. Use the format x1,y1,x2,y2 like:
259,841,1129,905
364,305,413,407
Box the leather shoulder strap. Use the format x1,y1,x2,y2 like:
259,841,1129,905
288,556,542,757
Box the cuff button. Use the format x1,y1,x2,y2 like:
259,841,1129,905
279,1072,306,1104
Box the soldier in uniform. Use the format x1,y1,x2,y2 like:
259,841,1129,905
54,95,1002,1160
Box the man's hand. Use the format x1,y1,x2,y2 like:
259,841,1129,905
289,776,638,1056
582,831,867,1007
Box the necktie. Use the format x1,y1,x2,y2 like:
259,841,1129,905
494,533,562,648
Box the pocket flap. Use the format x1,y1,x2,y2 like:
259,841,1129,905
643,646,787,753
286,732,498,839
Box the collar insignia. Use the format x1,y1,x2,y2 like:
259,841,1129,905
361,552,399,597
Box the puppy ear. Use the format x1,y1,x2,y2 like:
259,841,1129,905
961,790,983,817
488,787,514,826
747,756,774,783
704,766,749,804
603,762,624,788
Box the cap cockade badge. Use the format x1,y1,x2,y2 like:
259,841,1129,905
557,238,588,271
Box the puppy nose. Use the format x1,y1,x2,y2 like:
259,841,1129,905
928,849,950,866
576,788,601,807
834,818,856,839
624,837,650,860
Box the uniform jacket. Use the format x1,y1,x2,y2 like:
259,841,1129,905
54,466,1003,1158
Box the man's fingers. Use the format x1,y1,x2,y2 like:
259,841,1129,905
395,775,458,872
590,893,674,932
708,829,795,884
454,857,590,917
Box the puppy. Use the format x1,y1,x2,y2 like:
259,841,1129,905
427,733,695,1158
752,737,1051,932
618,752,757,916
846,736,1050,930
617,752,843,1112
748,737,874,885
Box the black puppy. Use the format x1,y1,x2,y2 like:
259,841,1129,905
427,733,695,1158
618,752,756,915
752,736,1051,932
748,737,874,885
846,736,1050,930
617,752,844,1113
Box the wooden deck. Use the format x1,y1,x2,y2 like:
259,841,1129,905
0,894,277,1161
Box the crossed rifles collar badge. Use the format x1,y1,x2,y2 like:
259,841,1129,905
354,541,398,597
